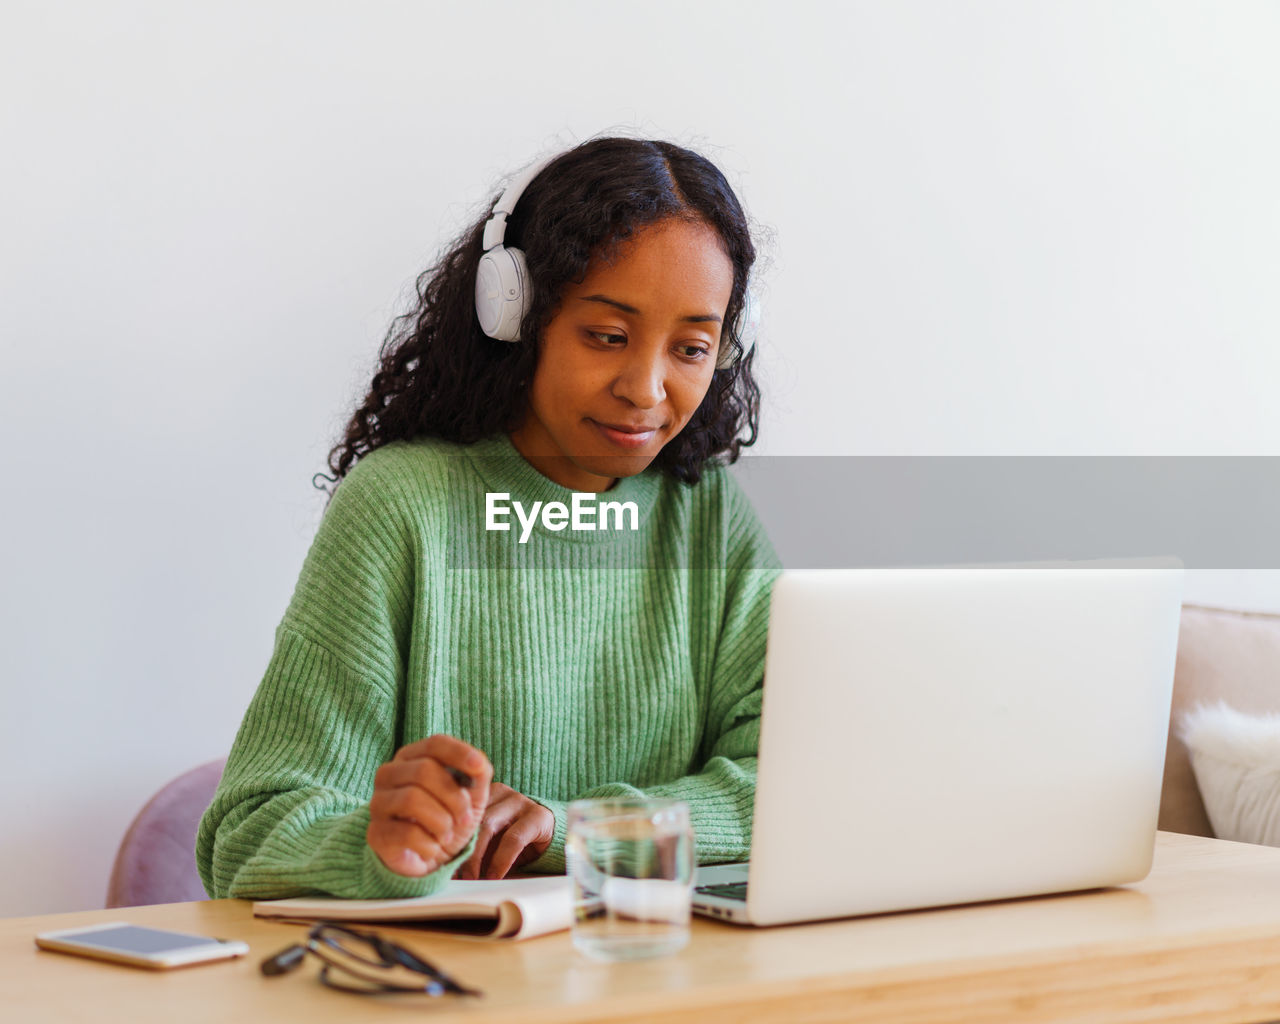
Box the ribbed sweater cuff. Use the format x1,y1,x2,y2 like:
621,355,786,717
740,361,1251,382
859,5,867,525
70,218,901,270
527,797,570,874
522,762,756,876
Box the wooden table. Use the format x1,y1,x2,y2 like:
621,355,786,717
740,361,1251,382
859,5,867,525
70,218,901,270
6,833,1280,1023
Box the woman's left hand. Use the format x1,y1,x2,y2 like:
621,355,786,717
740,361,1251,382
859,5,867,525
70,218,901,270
453,782,555,880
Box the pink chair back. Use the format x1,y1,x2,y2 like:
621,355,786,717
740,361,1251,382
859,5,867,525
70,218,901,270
105,758,226,908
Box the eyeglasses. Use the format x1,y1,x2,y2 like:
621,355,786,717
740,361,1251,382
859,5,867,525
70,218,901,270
260,922,482,997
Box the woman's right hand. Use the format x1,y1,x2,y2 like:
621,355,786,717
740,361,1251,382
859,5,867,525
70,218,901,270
367,734,493,877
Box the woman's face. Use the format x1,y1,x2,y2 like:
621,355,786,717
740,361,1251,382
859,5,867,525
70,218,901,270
510,217,735,492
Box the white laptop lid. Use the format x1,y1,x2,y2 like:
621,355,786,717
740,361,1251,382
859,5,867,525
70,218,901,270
743,560,1183,927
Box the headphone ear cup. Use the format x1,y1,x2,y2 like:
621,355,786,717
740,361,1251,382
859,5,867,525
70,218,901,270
716,286,760,369
475,246,531,342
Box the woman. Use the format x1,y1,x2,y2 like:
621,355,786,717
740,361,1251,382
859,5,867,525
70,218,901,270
196,137,780,899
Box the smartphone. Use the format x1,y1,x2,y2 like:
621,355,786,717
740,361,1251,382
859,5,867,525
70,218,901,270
34,922,250,970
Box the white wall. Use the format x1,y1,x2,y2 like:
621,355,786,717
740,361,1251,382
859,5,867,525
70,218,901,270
2,1,1278,916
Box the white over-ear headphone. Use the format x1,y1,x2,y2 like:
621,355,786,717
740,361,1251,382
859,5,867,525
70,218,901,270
474,157,551,344
474,154,759,369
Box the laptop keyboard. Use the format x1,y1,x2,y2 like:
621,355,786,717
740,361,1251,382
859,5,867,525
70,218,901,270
695,881,748,901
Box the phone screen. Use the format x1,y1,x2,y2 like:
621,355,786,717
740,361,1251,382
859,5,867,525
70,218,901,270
66,925,222,954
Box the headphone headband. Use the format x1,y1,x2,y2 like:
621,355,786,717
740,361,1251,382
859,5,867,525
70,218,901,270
481,157,554,253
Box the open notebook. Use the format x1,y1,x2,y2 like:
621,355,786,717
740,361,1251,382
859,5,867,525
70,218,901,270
254,875,572,941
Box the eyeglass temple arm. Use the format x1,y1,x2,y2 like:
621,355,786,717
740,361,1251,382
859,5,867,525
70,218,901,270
380,940,482,996
260,943,307,976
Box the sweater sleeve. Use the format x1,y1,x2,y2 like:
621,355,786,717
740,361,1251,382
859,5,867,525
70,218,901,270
526,472,780,872
196,454,473,899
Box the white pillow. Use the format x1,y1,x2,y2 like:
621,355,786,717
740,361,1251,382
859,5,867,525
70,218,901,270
1180,701,1280,847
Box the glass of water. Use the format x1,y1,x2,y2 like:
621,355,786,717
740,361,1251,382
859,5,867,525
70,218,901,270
566,798,695,961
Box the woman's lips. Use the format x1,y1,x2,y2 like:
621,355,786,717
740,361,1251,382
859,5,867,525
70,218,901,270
591,419,659,449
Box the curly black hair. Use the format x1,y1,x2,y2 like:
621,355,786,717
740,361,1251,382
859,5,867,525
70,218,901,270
314,137,762,498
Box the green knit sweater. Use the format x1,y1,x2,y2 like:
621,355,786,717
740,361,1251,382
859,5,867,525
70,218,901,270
196,434,780,900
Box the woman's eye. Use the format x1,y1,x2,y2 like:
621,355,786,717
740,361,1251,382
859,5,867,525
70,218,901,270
586,331,708,359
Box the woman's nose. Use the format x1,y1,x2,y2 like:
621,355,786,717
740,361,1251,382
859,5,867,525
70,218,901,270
611,348,666,409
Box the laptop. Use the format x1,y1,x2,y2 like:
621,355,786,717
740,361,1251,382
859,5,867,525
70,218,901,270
692,559,1184,926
